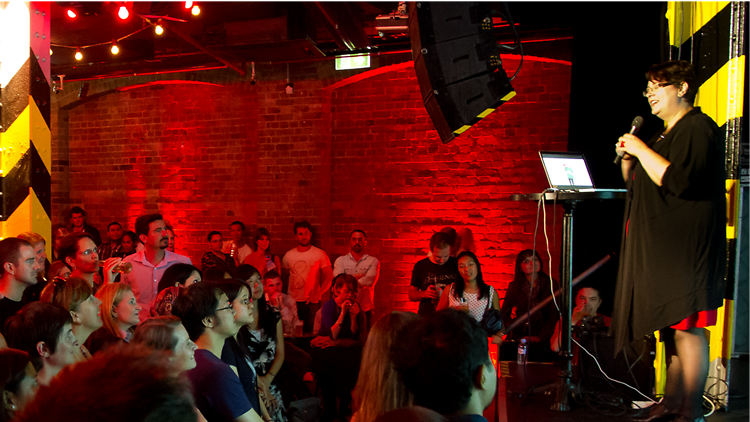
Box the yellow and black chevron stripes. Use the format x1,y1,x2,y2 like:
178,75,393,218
0,2,51,252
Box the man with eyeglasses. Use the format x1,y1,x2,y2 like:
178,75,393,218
121,213,192,321
57,232,122,289
173,282,261,422
0,238,42,335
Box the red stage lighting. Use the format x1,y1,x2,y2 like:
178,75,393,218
191,5,200,16
66,9,77,18
185,1,193,9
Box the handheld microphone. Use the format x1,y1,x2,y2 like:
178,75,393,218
614,116,644,165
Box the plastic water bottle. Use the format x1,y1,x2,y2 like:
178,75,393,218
517,339,527,365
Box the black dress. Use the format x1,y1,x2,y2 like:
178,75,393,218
611,108,726,353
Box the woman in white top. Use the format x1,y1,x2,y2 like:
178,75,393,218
437,251,501,338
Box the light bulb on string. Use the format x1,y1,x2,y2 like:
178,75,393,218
66,9,76,18
75,48,82,61
155,24,164,35
191,5,200,16
111,42,119,55
118,5,129,20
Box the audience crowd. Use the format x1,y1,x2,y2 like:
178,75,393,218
0,206,566,422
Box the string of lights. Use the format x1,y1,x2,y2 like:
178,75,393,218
52,1,200,60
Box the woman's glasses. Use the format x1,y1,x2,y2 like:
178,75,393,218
642,82,673,97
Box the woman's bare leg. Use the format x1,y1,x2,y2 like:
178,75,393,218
673,327,709,419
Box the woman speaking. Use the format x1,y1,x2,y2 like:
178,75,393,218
613,60,725,422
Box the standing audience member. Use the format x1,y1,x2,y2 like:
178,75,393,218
245,228,282,276
40,277,102,361
281,221,333,334
408,232,460,317
333,230,380,332
58,233,122,290
0,238,41,335
98,222,124,260
202,231,236,276
0,349,39,421
351,311,418,422
120,231,140,258
51,225,70,262
151,264,202,317
15,344,199,422
84,283,141,355
437,251,502,343
312,274,364,422
392,309,496,422
4,302,79,387
235,265,285,422
172,282,259,422
501,249,559,359
222,221,253,266
133,316,198,374
121,214,192,321
68,206,101,246
263,271,298,335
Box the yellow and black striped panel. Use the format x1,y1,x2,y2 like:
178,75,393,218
453,91,517,136
0,1,51,254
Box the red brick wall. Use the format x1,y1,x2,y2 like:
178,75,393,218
52,55,570,318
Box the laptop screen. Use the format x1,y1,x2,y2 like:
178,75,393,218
539,151,595,189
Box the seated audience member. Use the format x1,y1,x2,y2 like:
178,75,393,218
500,249,559,360
244,228,282,277
333,229,380,333
392,309,496,422
263,270,298,335
16,233,48,304
98,222,125,260
234,266,284,421
550,284,611,353
0,349,39,421
121,213,192,321
0,238,41,335
165,224,177,253
85,283,141,355
47,261,71,280
151,264,202,317
172,282,259,422
202,231,236,276
216,277,269,420
351,311,418,422
68,206,101,246
120,230,140,258
437,251,502,343
408,232,460,317
223,221,253,266
15,344,198,422
57,233,122,290
40,277,102,361
312,274,365,422
133,316,198,373
4,302,79,387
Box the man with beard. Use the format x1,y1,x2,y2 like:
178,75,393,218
122,213,192,321
0,238,41,334
281,220,333,334
333,230,380,331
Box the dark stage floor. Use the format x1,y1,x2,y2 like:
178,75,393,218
485,356,749,422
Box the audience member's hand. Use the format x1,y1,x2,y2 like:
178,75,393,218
491,333,504,345
311,336,335,348
423,285,439,299
102,257,123,284
258,377,278,412
349,302,360,317
571,303,589,325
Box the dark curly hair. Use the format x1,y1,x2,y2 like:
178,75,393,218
645,60,698,104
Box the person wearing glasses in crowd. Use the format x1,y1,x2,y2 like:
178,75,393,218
57,233,122,291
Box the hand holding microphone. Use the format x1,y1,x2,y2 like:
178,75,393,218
615,116,644,165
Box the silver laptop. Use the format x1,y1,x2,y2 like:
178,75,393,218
539,151,626,193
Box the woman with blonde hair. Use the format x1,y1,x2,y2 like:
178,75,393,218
40,277,102,361
84,283,141,355
351,311,419,422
